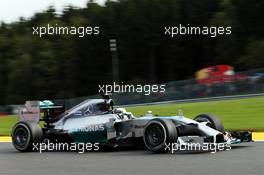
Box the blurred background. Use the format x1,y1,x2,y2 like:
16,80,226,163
0,0,264,108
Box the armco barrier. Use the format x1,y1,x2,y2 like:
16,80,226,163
1,68,264,110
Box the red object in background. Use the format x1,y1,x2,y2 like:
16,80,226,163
195,65,247,85
0,112,9,116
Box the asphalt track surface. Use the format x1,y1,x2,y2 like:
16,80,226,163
0,142,263,175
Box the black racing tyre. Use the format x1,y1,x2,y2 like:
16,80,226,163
11,121,43,152
143,118,178,153
194,114,224,132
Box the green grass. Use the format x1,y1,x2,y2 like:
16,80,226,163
0,115,18,136
126,97,264,131
0,97,264,136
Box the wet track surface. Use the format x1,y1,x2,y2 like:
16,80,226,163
0,142,263,175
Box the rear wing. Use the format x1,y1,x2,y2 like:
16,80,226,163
19,101,40,122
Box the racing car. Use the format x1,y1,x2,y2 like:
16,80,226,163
11,97,252,153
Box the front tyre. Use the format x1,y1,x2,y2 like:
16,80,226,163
143,118,178,153
12,121,43,152
194,114,224,132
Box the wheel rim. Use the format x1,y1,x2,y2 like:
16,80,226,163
14,127,29,147
145,123,165,148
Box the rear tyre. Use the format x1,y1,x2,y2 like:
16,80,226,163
194,114,224,132
143,118,177,153
11,121,43,152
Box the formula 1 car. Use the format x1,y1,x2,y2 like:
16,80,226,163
11,97,252,153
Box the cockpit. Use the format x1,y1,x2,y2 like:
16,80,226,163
82,99,114,116
63,98,114,117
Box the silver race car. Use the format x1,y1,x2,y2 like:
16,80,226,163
11,97,251,153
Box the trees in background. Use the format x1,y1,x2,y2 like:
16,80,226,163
0,0,263,104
